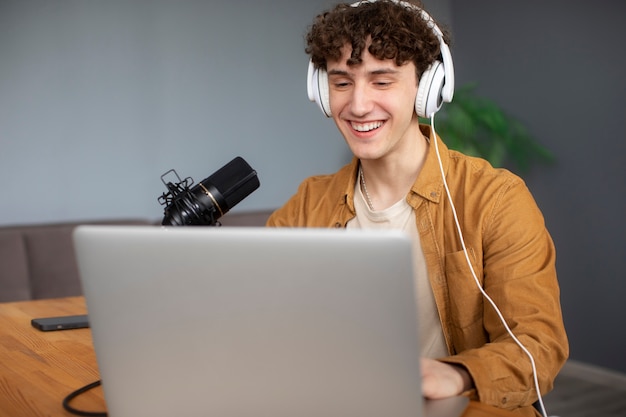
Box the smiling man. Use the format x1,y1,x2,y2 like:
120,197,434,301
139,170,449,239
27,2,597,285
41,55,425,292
266,1,568,416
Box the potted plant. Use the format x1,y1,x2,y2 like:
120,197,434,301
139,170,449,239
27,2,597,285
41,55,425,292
422,83,555,173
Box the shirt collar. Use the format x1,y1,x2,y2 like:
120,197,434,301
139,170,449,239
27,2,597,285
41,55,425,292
409,124,448,205
343,157,360,213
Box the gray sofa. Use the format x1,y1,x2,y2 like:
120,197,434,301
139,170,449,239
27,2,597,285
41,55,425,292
0,210,272,302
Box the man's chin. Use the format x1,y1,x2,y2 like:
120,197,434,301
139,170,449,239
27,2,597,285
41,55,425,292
343,139,379,158
347,150,383,162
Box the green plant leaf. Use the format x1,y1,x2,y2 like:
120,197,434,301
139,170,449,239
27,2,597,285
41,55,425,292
430,83,555,173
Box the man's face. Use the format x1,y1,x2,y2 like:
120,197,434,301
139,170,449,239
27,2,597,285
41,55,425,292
326,44,420,163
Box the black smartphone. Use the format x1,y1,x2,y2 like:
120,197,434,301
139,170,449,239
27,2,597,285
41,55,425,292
31,314,90,331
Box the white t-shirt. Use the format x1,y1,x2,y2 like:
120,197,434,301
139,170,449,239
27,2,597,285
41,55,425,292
347,180,448,358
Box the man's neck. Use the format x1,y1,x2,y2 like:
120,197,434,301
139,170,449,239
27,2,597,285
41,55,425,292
359,128,429,210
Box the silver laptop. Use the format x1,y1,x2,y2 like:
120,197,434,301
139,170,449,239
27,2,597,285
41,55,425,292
74,225,468,417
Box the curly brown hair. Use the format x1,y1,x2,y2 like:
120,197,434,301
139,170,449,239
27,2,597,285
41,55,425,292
305,0,451,78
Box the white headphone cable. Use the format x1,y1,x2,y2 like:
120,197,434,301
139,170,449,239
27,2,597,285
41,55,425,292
429,115,550,417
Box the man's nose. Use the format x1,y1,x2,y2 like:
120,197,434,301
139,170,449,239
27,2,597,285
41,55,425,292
349,83,374,116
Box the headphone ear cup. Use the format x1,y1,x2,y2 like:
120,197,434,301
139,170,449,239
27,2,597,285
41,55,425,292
415,60,445,118
307,60,332,117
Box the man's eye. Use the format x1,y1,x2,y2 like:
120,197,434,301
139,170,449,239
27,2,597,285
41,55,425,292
332,81,351,88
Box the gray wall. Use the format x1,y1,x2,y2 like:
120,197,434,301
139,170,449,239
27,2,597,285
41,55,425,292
0,0,350,225
450,0,626,373
0,0,451,226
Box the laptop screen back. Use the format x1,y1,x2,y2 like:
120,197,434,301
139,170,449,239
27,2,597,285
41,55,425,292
74,225,423,417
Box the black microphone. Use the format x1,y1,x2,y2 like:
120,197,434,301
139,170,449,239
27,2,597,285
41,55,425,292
158,156,260,226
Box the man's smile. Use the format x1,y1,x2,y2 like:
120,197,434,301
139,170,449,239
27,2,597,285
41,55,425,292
350,120,384,132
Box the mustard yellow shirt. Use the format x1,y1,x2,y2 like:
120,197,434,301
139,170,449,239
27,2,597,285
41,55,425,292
267,125,568,415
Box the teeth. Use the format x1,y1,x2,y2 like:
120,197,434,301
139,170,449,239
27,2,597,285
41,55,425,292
351,121,383,132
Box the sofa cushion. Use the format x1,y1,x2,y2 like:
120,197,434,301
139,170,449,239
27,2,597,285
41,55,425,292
219,210,272,227
0,230,31,301
23,226,83,300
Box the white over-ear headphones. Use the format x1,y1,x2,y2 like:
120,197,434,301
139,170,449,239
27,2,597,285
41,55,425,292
306,0,454,118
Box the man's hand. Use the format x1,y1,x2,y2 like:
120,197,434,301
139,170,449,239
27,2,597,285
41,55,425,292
421,358,473,399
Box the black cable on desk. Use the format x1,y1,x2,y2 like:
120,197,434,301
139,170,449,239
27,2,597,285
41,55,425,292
63,380,107,417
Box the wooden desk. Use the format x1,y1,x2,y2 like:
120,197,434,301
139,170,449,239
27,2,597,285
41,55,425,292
0,297,105,416
0,297,515,417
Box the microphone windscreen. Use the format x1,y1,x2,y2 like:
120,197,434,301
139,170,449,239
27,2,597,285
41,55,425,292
201,156,260,213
